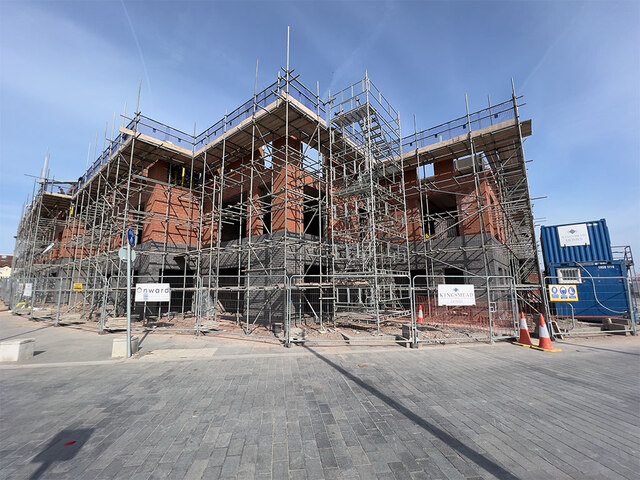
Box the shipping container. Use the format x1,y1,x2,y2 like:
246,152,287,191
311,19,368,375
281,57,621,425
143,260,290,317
547,260,630,320
541,219,613,265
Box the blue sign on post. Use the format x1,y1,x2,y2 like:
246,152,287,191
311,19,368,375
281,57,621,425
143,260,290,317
127,228,136,247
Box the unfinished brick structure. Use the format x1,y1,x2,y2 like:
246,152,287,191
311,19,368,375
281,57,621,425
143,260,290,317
11,70,541,336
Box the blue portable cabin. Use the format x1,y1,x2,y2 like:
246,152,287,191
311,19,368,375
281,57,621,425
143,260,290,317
540,219,632,320
546,261,630,319
540,219,613,264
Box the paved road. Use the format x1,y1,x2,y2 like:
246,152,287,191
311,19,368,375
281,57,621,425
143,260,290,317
1,312,639,479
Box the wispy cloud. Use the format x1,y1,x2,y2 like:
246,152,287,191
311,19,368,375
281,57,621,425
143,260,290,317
323,1,394,98
0,4,140,120
120,0,152,106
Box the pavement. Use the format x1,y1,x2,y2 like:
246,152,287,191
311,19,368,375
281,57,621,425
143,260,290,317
1,308,639,479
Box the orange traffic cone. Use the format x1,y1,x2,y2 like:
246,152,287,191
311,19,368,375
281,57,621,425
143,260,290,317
513,312,533,347
417,305,424,324
532,314,562,353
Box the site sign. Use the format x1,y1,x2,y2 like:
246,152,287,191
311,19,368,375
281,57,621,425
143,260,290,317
557,223,590,247
135,283,171,302
437,284,476,306
548,284,579,302
73,283,83,292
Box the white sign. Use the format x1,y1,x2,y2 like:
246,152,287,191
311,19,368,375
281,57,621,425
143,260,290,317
23,283,33,297
557,223,590,247
548,284,579,302
437,284,476,306
135,283,171,302
118,247,137,262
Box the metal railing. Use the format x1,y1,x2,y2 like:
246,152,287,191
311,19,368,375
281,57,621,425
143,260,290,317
543,274,637,336
1,276,106,328
7,271,635,345
412,275,518,344
403,99,519,151
288,273,414,346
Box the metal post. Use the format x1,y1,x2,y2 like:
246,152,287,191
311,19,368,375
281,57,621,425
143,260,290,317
30,278,35,320
409,275,418,348
100,280,109,333
625,275,637,335
486,277,494,343
55,277,63,326
126,241,132,358
285,276,292,348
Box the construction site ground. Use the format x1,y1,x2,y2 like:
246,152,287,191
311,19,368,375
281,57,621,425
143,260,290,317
1,306,638,480
17,307,519,346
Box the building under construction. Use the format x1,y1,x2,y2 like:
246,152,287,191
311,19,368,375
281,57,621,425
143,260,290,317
8,68,543,344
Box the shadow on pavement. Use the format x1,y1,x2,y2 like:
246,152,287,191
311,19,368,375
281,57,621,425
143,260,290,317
558,341,640,356
30,428,93,480
305,346,519,480
137,330,151,347
0,325,53,342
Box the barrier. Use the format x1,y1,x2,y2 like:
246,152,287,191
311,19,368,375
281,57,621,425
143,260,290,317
543,274,637,336
19,270,639,347
412,275,518,344
198,274,288,340
288,273,414,346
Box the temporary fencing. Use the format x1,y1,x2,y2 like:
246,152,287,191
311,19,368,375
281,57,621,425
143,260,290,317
288,273,415,346
198,274,288,340
412,275,519,344
4,272,585,346
544,274,637,336
1,276,106,328
1,277,22,311
102,274,201,333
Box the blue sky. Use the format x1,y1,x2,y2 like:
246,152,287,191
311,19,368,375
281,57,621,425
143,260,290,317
1,0,638,260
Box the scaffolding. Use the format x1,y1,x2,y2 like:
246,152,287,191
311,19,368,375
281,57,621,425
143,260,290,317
8,67,543,343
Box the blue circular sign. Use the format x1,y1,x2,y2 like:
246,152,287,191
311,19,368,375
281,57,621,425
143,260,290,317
127,228,136,246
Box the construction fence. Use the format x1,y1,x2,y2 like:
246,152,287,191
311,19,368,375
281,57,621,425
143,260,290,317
1,275,106,329
2,273,636,345
543,275,637,336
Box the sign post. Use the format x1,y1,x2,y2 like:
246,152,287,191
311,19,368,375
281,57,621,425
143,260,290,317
126,228,136,358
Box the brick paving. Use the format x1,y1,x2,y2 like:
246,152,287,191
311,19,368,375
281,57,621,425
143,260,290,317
1,313,639,479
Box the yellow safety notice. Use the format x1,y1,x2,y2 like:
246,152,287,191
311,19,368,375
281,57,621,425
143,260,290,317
548,284,578,302
73,283,83,292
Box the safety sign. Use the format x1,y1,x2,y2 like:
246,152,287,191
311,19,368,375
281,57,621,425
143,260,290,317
548,284,579,302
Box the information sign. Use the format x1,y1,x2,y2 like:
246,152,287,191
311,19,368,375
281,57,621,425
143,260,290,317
127,228,136,247
557,224,590,247
437,284,476,306
548,284,579,302
135,283,171,302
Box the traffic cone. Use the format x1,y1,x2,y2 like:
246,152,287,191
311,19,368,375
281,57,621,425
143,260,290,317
532,314,562,353
513,312,533,347
417,305,424,324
